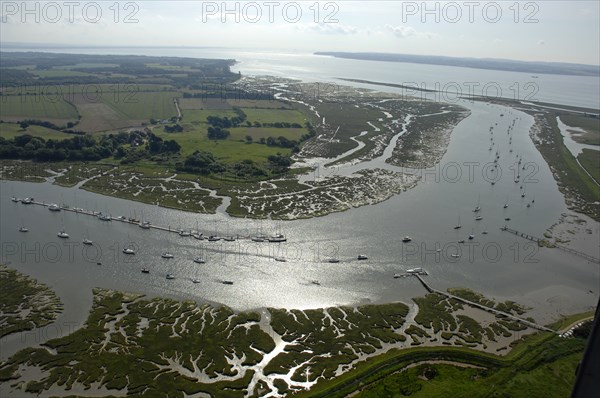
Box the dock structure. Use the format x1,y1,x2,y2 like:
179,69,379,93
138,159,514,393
500,225,600,264
17,199,270,241
414,274,557,334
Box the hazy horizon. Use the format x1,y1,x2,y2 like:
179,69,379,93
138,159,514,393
1,1,599,65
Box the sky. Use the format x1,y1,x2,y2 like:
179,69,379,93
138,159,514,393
1,1,599,65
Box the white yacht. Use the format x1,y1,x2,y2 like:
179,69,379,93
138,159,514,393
11,196,19,202
139,221,151,229
19,226,29,232
179,230,191,237
122,247,135,255
192,278,201,284
475,215,483,221
193,257,206,264
357,255,368,260
402,236,412,242
327,258,340,263
208,235,221,242
251,236,265,242
166,274,175,280
450,253,460,258
57,231,69,239
161,252,174,259
83,238,93,245
223,236,236,242
269,234,287,243
48,204,61,211
407,267,423,274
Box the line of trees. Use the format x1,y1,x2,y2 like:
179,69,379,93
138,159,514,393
0,131,180,163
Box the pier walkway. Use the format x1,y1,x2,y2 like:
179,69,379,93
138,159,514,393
500,226,599,264
414,274,557,334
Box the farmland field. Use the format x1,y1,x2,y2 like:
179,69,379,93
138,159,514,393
29,69,96,78
230,126,307,141
156,127,292,161
0,123,74,140
0,95,78,123
243,108,307,124
101,91,179,120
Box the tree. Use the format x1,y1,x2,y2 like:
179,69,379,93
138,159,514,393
245,135,253,143
19,121,29,130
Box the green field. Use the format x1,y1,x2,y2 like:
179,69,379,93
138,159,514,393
181,109,239,124
0,95,78,122
156,129,292,161
578,148,600,183
243,108,307,124
0,123,74,140
101,91,179,120
230,126,306,141
29,69,95,78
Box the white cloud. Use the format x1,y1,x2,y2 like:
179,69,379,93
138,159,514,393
295,23,358,35
384,25,417,38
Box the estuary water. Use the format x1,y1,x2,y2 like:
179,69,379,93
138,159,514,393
4,45,600,109
1,47,599,359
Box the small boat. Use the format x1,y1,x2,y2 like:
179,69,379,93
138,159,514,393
357,255,368,260
139,221,151,229
450,253,460,258
458,239,465,244
503,203,508,208
83,238,93,245
268,234,287,243
311,280,321,286
57,231,69,239
166,274,175,280
192,278,201,284
223,236,236,242
402,236,412,242
475,215,483,221
407,267,423,274
274,257,287,262
179,230,191,237
327,258,340,263
222,280,234,285
19,226,29,232
393,273,406,279
21,197,33,204
468,234,475,240
473,206,481,212
48,203,61,211
527,203,531,208
193,257,206,264
123,247,135,255
161,252,174,259
141,268,150,274
11,197,19,202
505,217,511,221
251,236,265,242
192,233,204,240
453,215,462,230
98,214,112,221
208,235,221,242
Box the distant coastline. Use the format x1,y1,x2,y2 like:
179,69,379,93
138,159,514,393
317,51,600,77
